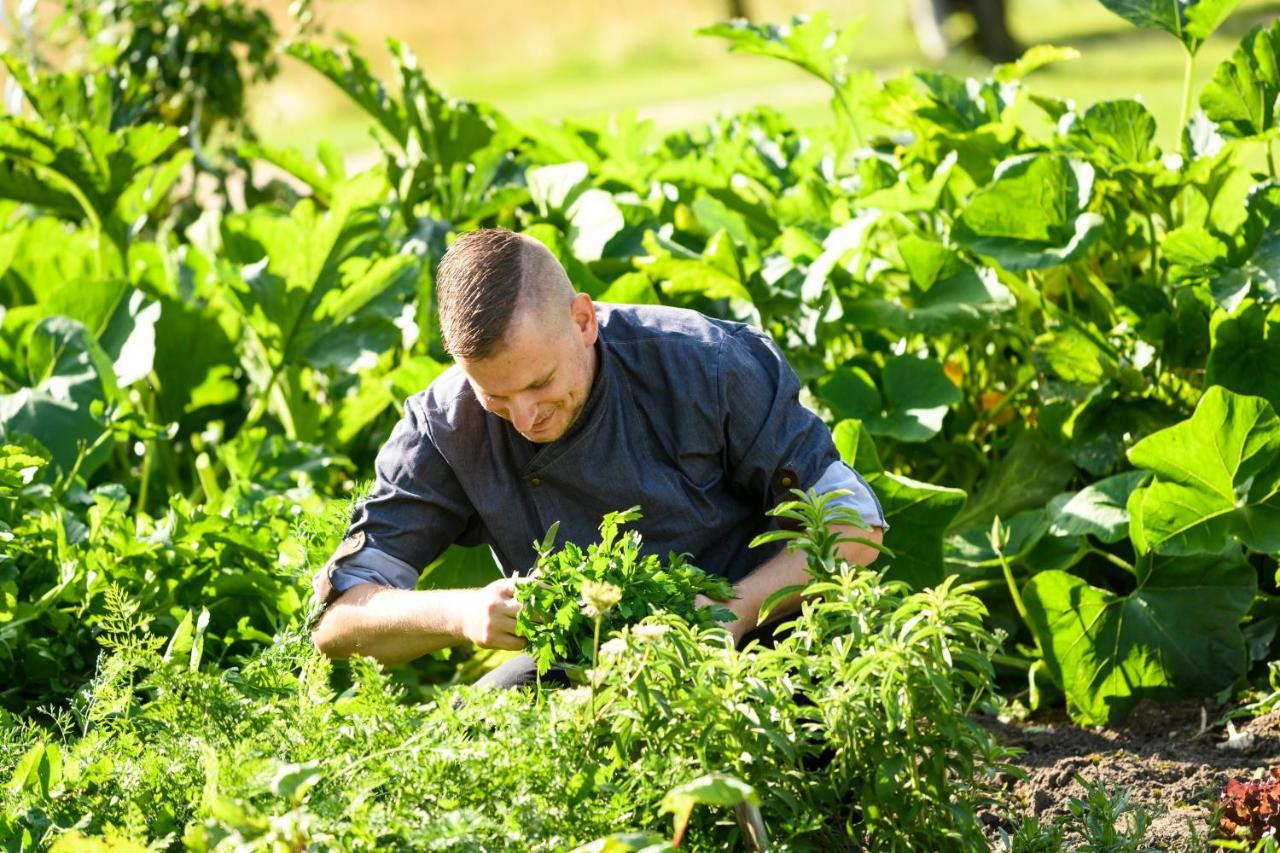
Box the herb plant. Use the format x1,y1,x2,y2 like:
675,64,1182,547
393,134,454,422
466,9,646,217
2,490,1014,850
514,508,735,674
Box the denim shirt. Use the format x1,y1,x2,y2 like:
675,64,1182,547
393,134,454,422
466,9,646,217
313,303,886,605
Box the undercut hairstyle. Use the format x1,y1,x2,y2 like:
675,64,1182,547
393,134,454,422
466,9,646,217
435,229,572,360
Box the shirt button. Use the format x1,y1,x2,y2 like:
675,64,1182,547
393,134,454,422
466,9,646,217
530,476,541,487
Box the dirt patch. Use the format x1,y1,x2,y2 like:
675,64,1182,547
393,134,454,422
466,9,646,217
980,703,1280,850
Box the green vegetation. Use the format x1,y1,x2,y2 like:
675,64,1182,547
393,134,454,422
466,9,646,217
3,0,1280,845
514,509,736,675
246,0,1280,150
3,495,1012,850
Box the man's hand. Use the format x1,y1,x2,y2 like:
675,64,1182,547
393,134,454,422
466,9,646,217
698,524,885,649
459,577,528,650
695,592,751,645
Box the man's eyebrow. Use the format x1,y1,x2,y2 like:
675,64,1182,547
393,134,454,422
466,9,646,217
486,368,556,399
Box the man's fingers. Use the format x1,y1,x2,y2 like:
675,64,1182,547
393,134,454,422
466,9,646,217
491,577,519,598
493,611,526,634
484,632,528,651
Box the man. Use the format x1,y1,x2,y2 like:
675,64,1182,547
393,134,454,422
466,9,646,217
310,228,886,687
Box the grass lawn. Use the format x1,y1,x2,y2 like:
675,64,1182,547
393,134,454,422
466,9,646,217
252,0,1280,157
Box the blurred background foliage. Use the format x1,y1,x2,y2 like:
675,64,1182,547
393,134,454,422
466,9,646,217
6,0,1280,154
244,0,1280,151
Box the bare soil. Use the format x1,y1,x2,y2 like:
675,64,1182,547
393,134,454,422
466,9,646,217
980,702,1280,850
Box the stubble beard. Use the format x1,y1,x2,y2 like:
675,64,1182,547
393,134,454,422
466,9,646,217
534,345,599,444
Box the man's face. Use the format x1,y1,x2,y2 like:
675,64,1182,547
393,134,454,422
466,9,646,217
457,293,598,443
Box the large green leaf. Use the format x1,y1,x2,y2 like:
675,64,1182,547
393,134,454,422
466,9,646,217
912,71,1017,132
1207,301,1280,410
526,162,628,262
1200,20,1280,140
218,173,417,381
332,355,448,446
832,419,966,588
0,316,117,473
819,356,962,443
1127,385,1280,555
638,232,754,306
898,235,966,291
291,40,524,225
952,155,1103,271
1164,183,1280,311
1,218,159,387
287,43,408,145
1065,100,1158,166
0,117,190,257
698,13,860,80
697,14,870,149
950,433,1077,530
419,544,501,590
1048,471,1148,543
856,152,957,213
1034,323,1120,385
1098,0,1243,55
1024,551,1255,725
843,264,1016,336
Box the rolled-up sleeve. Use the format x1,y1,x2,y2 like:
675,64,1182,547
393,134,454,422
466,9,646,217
313,395,476,604
811,460,888,529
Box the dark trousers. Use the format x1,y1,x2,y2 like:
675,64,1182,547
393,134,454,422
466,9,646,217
474,618,789,690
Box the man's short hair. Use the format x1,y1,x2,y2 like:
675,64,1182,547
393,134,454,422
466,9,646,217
435,229,528,360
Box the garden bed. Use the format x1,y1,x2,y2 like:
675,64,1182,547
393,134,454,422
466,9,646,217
982,703,1280,848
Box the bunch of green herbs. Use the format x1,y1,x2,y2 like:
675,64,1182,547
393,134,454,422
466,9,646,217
514,508,735,674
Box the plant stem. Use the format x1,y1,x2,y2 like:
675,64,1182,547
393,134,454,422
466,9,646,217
137,441,153,518
991,652,1032,670
1087,545,1136,575
995,549,1031,628
589,614,602,722
1145,206,1160,287
831,85,865,149
1268,142,1278,180
1178,51,1195,136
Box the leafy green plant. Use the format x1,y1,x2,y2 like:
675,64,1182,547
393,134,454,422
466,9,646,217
996,815,1066,852
2,496,1016,850
1218,767,1280,846
1096,0,1244,130
51,0,287,141
514,508,734,674
1060,774,1157,853
0,437,328,711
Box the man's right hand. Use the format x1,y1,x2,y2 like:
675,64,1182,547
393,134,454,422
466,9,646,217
459,577,528,650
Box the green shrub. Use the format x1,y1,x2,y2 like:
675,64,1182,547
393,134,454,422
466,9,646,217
2,492,1014,850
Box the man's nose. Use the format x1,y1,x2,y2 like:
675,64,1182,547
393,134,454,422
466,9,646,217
512,398,539,433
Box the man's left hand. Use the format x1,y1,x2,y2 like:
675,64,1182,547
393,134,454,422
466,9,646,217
695,592,750,645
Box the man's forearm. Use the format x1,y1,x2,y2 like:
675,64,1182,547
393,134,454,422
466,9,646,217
729,525,884,638
311,583,467,665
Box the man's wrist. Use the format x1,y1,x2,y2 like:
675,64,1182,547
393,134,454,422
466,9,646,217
728,587,758,635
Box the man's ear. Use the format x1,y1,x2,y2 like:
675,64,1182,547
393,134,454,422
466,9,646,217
570,293,598,347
